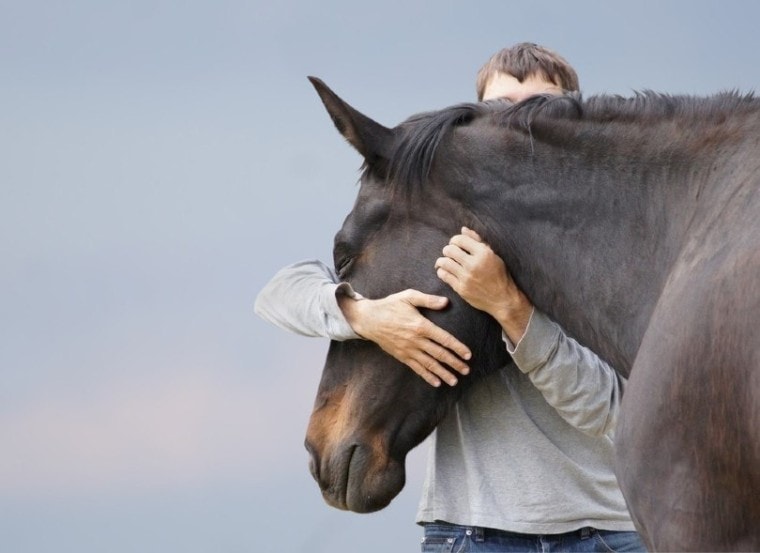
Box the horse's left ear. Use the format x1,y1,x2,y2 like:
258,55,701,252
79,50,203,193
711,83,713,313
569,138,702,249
308,76,394,167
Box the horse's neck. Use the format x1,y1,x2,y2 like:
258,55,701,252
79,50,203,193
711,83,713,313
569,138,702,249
484,134,707,375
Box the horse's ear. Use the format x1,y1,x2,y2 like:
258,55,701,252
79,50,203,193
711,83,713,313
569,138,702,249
308,76,394,167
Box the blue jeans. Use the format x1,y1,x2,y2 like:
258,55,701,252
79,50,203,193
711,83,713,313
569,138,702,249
421,523,647,552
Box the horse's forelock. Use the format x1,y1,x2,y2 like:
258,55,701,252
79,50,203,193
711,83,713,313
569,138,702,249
385,103,482,195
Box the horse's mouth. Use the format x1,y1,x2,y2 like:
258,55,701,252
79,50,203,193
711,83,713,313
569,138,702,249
309,441,405,513
333,443,357,511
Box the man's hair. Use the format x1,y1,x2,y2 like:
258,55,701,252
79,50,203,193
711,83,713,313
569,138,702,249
475,42,580,100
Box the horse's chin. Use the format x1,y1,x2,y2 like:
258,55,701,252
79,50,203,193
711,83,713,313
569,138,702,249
314,442,406,513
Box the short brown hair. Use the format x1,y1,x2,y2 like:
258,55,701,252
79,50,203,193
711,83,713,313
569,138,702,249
475,42,580,100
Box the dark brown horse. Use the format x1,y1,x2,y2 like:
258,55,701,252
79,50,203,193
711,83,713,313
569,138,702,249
302,76,760,551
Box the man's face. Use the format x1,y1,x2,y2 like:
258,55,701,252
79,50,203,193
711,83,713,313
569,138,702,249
483,71,563,102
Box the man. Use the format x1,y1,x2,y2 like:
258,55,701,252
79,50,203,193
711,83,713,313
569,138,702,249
255,43,646,552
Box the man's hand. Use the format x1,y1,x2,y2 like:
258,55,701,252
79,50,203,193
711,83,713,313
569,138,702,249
435,227,533,344
338,289,471,387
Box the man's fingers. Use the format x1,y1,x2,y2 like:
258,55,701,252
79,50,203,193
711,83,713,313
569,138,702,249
441,243,470,266
426,341,470,375
396,321,471,386
398,288,473,361
407,359,443,387
435,256,464,279
408,356,459,387
448,233,483,254
423,320,472,362
460,226,483,242
416,355,459,387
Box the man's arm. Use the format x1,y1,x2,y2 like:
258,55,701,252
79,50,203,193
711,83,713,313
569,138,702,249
506,309,623,436
436,227,623,436
254,260,359,340
255,259,471,387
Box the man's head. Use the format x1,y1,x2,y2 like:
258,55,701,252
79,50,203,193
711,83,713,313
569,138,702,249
476,42,579,102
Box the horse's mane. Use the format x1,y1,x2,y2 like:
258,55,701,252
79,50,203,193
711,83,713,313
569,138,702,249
385,90,759,192
386,102,482,191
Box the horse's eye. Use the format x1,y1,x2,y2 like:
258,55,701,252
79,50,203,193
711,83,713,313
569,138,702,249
336,256,355,280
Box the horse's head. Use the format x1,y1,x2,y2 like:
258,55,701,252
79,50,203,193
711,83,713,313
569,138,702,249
304,78,511,513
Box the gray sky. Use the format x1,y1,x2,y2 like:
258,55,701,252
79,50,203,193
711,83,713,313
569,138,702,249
1,1,758,552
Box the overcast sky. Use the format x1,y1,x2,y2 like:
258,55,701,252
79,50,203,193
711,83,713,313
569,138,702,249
2,1,759,552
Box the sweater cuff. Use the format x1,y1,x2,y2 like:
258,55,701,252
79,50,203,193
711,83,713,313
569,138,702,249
504,309,561,374
321,281,362,341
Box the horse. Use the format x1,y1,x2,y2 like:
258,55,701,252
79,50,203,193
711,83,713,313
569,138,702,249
301,76,760,551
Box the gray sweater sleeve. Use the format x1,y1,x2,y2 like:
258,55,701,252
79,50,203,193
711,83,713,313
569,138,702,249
506,309,625,437
254,260,362,341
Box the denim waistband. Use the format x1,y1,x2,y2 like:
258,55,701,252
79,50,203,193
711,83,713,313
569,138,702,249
424,522,598,543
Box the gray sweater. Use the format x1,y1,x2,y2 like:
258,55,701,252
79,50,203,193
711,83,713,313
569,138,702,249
254,260,635,533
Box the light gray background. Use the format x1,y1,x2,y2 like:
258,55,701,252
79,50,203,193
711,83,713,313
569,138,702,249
2,1,758,552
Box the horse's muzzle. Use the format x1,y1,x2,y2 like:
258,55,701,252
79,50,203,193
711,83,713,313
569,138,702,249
304,437,405,513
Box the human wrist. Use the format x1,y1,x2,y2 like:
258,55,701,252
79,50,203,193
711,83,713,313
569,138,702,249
493,291,534,345
338,294,368,338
